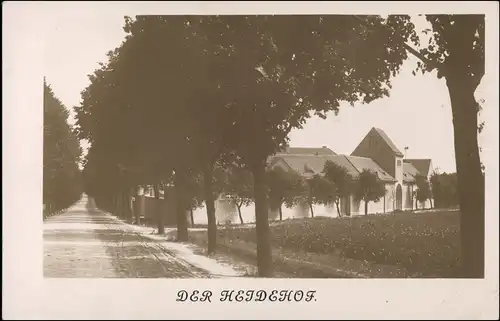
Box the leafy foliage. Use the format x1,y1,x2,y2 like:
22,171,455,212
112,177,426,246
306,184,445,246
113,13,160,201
430,171,459,208
206,15,420,164
43,80,82,215
412,15,485,277
75,14,430,276
305,174,337,216
176,166,229,214
322,160,354,215
267,167,307,218
225,166,254,206
415,15,484,84
184,171,205,212
224,166,254,224
414,174,432,203
353,170,386,215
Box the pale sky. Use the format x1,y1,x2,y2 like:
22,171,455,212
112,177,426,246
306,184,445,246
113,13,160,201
43,12,487,174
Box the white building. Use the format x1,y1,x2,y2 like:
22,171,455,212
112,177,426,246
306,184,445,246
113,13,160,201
268,127,434,216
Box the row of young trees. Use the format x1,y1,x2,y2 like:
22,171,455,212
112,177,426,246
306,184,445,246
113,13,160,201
75,15,485,278
411,171,460,210
145,157,439,226
232,161,387,221
43,80,83,216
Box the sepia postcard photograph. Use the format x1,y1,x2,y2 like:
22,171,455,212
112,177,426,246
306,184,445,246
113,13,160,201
3,1,499,320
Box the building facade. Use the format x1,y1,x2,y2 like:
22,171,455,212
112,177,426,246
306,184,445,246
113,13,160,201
136,127,434,224
269,127,434,216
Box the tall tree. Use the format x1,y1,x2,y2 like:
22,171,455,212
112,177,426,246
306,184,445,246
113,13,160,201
410,15,485,277
76,14,433,278
76,16,196,239
184,16,246,252
81,144,120,212
353,170,386,216
151,182,165,234
206,15,418,276
43,80,83,215
323,161,354,217
74,45,141,218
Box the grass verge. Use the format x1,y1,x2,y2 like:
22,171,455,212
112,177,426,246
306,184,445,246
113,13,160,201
189,210,461,278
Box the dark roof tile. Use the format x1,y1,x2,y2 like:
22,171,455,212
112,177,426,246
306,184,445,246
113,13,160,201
343,155,396,182
275,146,337,156
268,154,396,182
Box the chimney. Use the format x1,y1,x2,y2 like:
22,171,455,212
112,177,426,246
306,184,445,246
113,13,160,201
322,146,327,149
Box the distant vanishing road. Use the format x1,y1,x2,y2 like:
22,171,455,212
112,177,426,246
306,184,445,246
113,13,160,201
43,195,211,278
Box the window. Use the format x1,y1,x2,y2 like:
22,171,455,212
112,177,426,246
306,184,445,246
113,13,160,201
397,160,402,167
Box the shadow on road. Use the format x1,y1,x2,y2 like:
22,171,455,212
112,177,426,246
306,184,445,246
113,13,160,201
84,196,209,278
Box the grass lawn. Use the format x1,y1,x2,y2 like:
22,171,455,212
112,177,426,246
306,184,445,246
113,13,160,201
188,210,461,278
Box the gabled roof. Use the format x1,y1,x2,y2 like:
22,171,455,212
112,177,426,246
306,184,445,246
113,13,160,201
268,154,396,182
404,159,432,177
372,127,404,157
275,146,337,156
343,155,396,182
324,155,360,177
403,162,420,183
270,155,335,175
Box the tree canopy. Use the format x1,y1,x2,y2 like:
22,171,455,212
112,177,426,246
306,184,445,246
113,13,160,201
415,15,485,277
44,80,83,215
414,174,432,207
224,165,254,224
75,14,484,277
267,166,307,221
430,171,459,209
353,170,386,216
305,174,337,218
323,160,354,217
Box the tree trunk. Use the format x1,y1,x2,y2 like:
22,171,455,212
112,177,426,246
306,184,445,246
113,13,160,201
134,186,140,225
446,76,484,278
237,203,244,225
203,163,217,254
335,200,342,218
410,186,414,210
118,193,122,217
122,188,132,223
364,200,368,216
190,208,194,227
278,205,283,221
116,192,123,218
153,183,164,235
112,194,117,215
252,160,273,277
122,189,128,222
309,203,314,218
174,170,189,241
